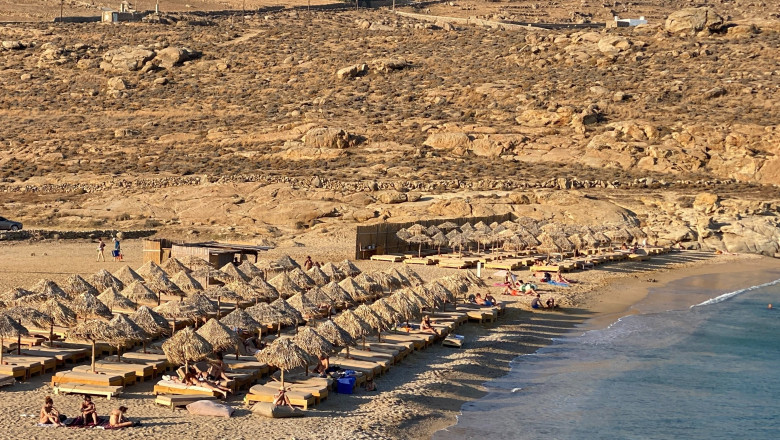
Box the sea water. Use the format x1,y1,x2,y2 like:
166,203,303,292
434,272,780,440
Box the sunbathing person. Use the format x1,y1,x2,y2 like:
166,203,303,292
181,369,229,399
108,406,135,429
40,396,65,426
474,293,494,307
207,353,231,384
420,315,439,336
521,282,538,295
484,292,499,307
555,273,571,284
80,395,99,426
244,335,265,355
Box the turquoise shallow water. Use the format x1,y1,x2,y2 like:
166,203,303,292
434,272,780,440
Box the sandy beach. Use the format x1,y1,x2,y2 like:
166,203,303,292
1,236,778,439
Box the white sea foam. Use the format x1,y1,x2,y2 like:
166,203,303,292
692,277,780,307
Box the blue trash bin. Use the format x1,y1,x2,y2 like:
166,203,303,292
337,376,356,394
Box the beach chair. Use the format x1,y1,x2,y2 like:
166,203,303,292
72,365,137,387
244,384,315,409
155,394,216,410
91,360,155,382
152,379,221,397
0,362,30,380
53,383,123,400
52,371,125,388
0,374,14,388
4,355,57,374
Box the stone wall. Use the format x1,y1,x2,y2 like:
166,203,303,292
0,229,157,242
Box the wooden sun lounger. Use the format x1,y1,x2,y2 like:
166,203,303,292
380,332,434,350
437,259,474,269
0,374,14,387
53,384,123,400
0,363,32,380
628,253,651,261
404,257,435,265
5,355,57,374
53,371,125,387
339,348,395,369
72,366,137,387
530,265,563,273
103,355,171,377
225,372,256,391
457,306,497,323
153,381,220,397
244,384,315,409
333,356,383,379
155,394,216,410
90,360,154,382
62,341,117,357
361,343,407,363
21,347,88,365
432,311,468,327
223,359,270,379
370,254,405,262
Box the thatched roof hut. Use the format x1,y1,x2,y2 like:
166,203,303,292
171,271,204,293
120,281,159,307
338,259,362,277
315,319,354,347
220,309,260,334
161,257,192,275
162,327,213,371
307,266,331,287
220,263,250,283
268,272,305,298
288,267,316,290
70,292,113,321
113,265,145,286
293,327,333,359
97,287,135,313
90,269,125,292
62,274,99,298
0,313,28,364
320,262,347,282
196,318,241,353
130,306,170,337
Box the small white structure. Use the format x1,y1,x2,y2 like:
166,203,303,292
607,16,648,28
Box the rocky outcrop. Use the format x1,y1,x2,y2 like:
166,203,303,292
154,46,200,68
665,8,725,34
101,46,155,72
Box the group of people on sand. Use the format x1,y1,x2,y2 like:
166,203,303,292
303,256,326,271
496,270,562,311
40,395,137,428
531,293,558,310
96,236,123,262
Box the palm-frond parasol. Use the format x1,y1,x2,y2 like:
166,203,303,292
255,337,313,391
288,267,316,290
120,281,159,308
333,309,373,350
61,274,99,298
0,313,28,365
246,302,292,337
321,262,347,282
108,314,147,361
307,266,331,287
161,257,192,275
339,277,371,303
220,263,250,283
354,304,390,342
249,277,280,301
268,271,305,299
97,287,135,313
161,326,213,373
171,271,204,294
89,269,125,292
203,285,241,318
130,305,169,352
448,232,469,254
396,228,412,242
321,281,355,308
238,261,265,280
224,281,263,305
220,308,260,335
370,298,402,327
39,298,77,343
338,259,362,277
438,221,460,230
70,292,113,321
67,319,120,372
196,318,242,356
113,265,145,286
426,225,442,236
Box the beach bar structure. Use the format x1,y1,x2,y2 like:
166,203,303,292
143,239,271,266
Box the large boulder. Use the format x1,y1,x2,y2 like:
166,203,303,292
101,46,155,72
376,190,407,204
369,58,408,73
336,63,368,79
302,127,352,149
720,217,780,256
665,8,724,34
423,132,471,152
155,47,200,69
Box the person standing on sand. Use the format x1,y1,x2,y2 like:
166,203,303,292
112,235,122,261
97,238,106,262
304,256,313,271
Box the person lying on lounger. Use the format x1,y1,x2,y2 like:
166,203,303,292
40,396,65,427
474,293,494,307
484,292,499,306
421,315,439,336
181,369,229,399
108,406,136,428
206,353,231,383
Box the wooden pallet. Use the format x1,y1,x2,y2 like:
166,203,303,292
369,254,405,262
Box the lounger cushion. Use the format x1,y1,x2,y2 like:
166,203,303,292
251,402,304,418
186,400,234,418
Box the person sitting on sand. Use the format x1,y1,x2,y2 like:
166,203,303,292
531,294,543,310
421,315,439,336
273,387,293,408
546,297,559,309
40,396,65,426
181,369,229,399
555,273,571,284
80,395,99,426
108,406,135,429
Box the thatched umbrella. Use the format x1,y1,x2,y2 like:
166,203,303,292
220,263,250,283
161,327,213,373
339,277,371,303
293,326,333,375
369,271,400,293
4,306,49,354
70,292,113,321
460,222,475,234
196,318,242,358
606,227,633,246
404,287,434,311
315,320,354,349
396,228,412,244
536,232,561,258
29,279,69,302
338,260,362,277
255,337,312,393
137,261,169,280
398,266,424,285
238,261,265,280
405,233,432,258
246,302,292,337
386,267,412,287
268,272,305,298
307,266,331,287
89,269,125,292
179,255,213,270
0,313,27,365
114,265,145,286
184,293,219,319
190,267,230,288
143,269,183,303
439,275,468,302
108,314,147,361
370,298,402,328
287,292,321,321
161,257,192,275
321,281,355,308
270,298,304,325
426,225,442,237
154,299,199,336
67,319,120,373
431,231,448,255
273,255,301,270
448,232,469,254
203,286,241,318
321,262,347,282
387,292,420,326
249,277,280,301
438,221,460,231
353,273,382,298
426,281,455,305
354,304,390,342
0,287,35,306
171,271,204,294
121,281,159,308
130,306,169,352
62,274,99,298
97,287,135,313
593,231,612,247
288,268,316,290
333,310,372,351
225,280,261,303
39,298,78,343
220,309,260,336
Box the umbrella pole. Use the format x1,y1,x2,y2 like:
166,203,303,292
217,296,222,319
277,322,281,338
91,339,96,373
50,323,55,347
117,345,122,362
143,340,147,354
171,318,176,337
0,336,4,365
362,335,366,351
280,368,285,390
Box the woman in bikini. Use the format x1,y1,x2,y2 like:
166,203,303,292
39,396,65,426
80,395,99,425
182,369,229,399
108,406,135,429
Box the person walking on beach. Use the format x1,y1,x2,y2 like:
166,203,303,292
112,235,122,261
304,256,313,271
97,238,106,262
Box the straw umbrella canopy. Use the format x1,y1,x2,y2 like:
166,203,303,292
130,306,169,352
171,271,204,294
430,231,448,255
89,269,125,292
338,259,362,277
268,272,305,298
406,233,432,258
333,310,373,350
293,326,333,359
0,313,27,365
39,298,78,343
154,299,199,336
29,279,69,302
460,222,475,234
354,304,390,342
287,292,321,321
109,314,147,361
406,223,427,235
184,293,219,318
62,274,99,298
273,255,301,270
398,266,424,285
396,228,412,244
161,326,213,373
70,292,113,321
448,232,469,254
426,281,455,305
220,263,250,283
321,262,346,282
136,261,169,280
307,266,331,287
161,257,192,275
426,225,442,236
386,267,412,287
0,287,35,306
606,227,633,246
196,318,242,355
224,281,267,305
249,277,280,301
255,337,313,392
67,319,121,373
4,306,48,354
288,267,316,290
439,275,469,301
353,273,382,297
113,265,145,286
536,232,560,258
189,267,230,288
179,255,213,270
270,298,304,324
143,270,183,301
97,287,135,313
220,308,261,335
315,319,354,348
370,271,400,293
339,277,371,303
245,302,291,337
404,287,434,311
370,298,402,327
120,281,159,308
438,221,460,231
203,285,241,318
321,281,355,308
386,292,420,325
593,231,611,247
238,261,265,280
